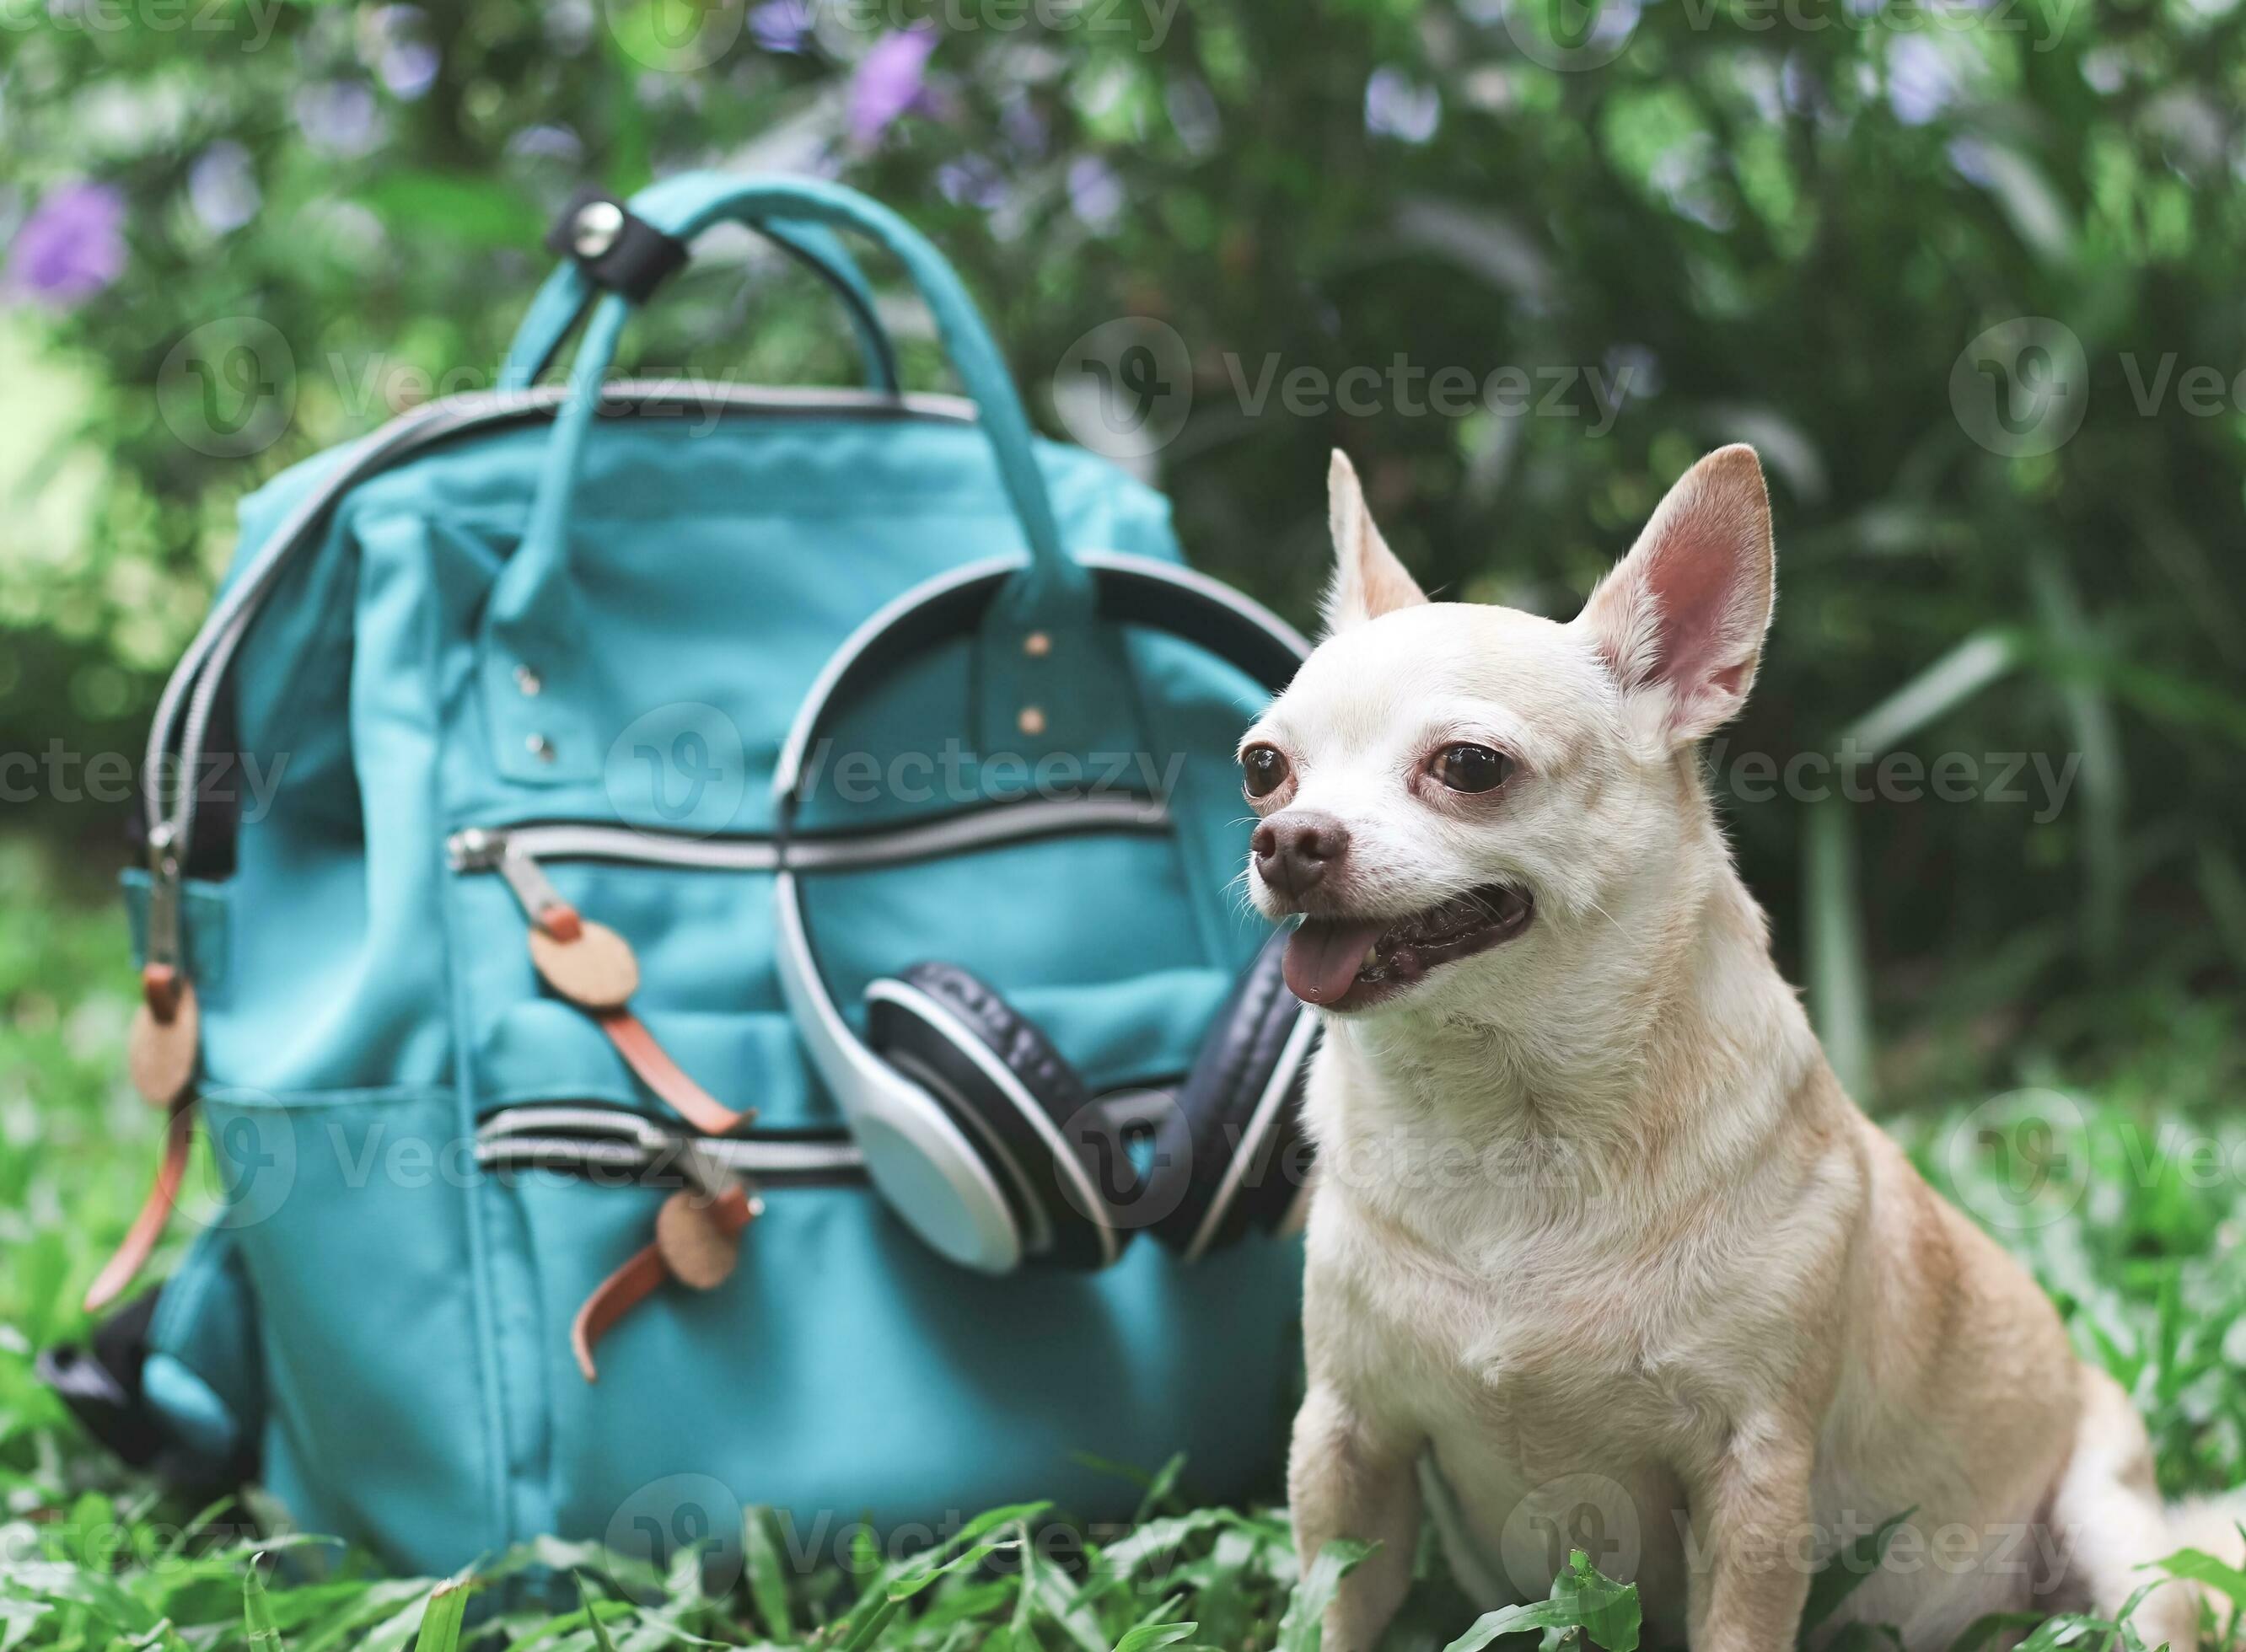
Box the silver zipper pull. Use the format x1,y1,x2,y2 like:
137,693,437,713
446,826,506,872
451,830,575,934
146,822,182,972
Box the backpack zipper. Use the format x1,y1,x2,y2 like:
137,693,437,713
445,795,1174,931
476,1103,866,1188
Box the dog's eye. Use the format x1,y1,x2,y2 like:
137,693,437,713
1240,744,1291,799
1431,744,1512,793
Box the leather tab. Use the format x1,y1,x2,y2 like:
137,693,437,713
595,1010,750,1136
529,918,638,1010
572,1184,759,1379
128,973,199,1110
655,1185,758,1290
570,1240,667,1382
84,1102,196,1315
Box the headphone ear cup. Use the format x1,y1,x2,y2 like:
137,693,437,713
863,962,1135,1269
1147,933,1319,1262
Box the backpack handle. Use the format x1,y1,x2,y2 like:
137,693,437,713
482,173,1103,786
496,212,900,396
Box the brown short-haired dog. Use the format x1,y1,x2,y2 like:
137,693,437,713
1249,448,2238,1652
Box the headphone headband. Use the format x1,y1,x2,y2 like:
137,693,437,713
772,550,1309,813
772,552,1308,1272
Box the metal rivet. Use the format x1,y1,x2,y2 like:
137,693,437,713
514,664,542,697
572,200,625,260
1023,630,1051,658
1017,706,1046,737
527,734,556,762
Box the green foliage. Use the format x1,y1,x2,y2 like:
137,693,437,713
3,845,2243,1646
0,0,2240,1074
1441,1549,1640,1652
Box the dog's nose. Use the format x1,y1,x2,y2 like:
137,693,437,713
1253,812,1350,899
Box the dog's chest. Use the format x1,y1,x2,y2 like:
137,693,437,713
1314,1199,1724,1476
1315,1204,1711,1612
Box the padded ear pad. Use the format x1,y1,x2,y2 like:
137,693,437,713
1147,932,1319,1260
863,963,1133,1269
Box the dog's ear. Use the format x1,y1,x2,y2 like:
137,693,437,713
1577,444,1775,744
1323,450,1427,633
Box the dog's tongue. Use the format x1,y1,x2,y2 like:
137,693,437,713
1284,917,1387,1004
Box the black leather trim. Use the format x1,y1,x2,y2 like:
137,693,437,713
866,963,1136,1268
37,1290,165,1467
1148,931,1318,1254
544,187,690,304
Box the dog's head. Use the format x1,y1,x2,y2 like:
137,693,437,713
1242,445,1775,1021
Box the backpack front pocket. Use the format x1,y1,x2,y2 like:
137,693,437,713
475,1100,1303,1554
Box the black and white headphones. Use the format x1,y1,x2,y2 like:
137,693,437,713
773,551,1320,1274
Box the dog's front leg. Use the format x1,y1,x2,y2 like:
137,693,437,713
1289,1381,1422,1652
1681,1430,1817,1652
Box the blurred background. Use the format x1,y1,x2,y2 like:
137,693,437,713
4,0,2246,1579
6,0,2243,1104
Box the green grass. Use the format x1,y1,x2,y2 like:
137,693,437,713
4,834,2244,1649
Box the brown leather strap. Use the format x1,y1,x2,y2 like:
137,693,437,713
595,1009,748,1135
570,1240,669,1382
84,1101,196,1315
570,1185,759,1381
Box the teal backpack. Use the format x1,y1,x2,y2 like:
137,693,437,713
44,174,1319,1578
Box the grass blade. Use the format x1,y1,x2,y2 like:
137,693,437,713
1277,1539,1371,1652
1804,799,1874,1101
1444,1551,1641,1652
574,1571,620,1652
411,1578,472,1652
744,1508,795,1640
244,1561,287,1652
1799,1508,1916,1639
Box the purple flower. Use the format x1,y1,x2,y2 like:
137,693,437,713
848,28,937,148
750,0,814,53
5,181,126,306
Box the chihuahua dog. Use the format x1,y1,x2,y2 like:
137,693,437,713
1249,448,2238,1652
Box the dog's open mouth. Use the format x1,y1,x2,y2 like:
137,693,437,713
1283,884,1534,1010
